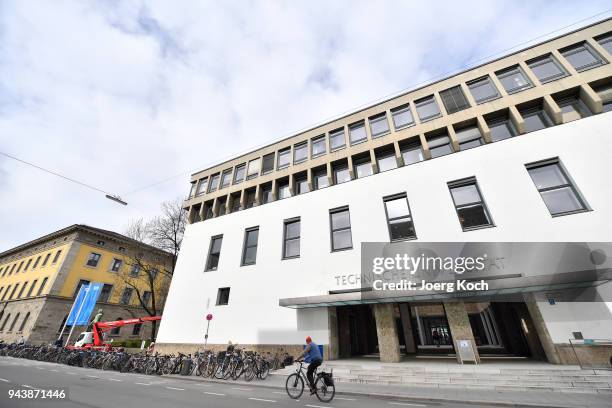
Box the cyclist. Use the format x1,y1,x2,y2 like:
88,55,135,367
295,336,322,393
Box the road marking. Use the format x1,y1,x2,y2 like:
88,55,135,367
0,378,9,383
22,385,35,389
249,398,276,403
85,375,99,378
198,383,213,387
232,387,253,391
272,391,285,394
203,391,226,396
108,378,122,382
304,405,329,408
388,403,427,407
135,382,151,386
335,397,356,401
50,369,58,372
165,387,185,391
67,372,76,375
36,367,45,370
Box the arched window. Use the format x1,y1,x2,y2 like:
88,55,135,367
9,313,20,332
19,312,31,332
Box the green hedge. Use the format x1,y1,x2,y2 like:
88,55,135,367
112,339,150,348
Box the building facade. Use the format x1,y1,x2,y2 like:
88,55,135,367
156,19,612,365
0,225,173,345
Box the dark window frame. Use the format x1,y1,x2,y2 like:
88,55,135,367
383,193,417,242
496,65,533,94
216,287,230,306
329,206,353,252
527,54,568,84
293,142,308,164
448,177,494,232
561,41,607,72
205,235,224,271
369,112,390,138
439,85,470,114
241,227,259,266
85,252,101,268
391,103,415,130
414,95,441,122
282,217,301,260
467,75,500,104
311,135,327,158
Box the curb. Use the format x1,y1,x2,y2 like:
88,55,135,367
164,374,586,408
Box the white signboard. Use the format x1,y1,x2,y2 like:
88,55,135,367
455,339,479,364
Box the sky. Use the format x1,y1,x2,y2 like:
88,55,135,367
0,0,610,251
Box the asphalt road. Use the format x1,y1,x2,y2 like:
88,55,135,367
0,356,509,408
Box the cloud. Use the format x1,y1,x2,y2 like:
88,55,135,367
0,0,609,250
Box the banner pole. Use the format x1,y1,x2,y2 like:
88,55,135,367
58,285,83,342
66,284,90,346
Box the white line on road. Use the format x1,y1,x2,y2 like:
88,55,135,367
135,382,151,386
108,378,122,382
36,367,44,370
50,369,58,372
67,372,76,375
203,391,226,396
272,391,285,394
249,397,276,403
304,405,330,408
85,375,99,378
198,383,213,387
165,387,185,391
388,403,427,407
0,378,9,383
22,385,35,389
232,387,253,391
335,397,356,401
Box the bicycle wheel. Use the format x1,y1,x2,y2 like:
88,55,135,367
231,360,244,380
285,373,304,399
314,377,335,403
258,362,270,380
243,361,256,382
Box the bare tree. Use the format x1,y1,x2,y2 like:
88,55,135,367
147,198,187,272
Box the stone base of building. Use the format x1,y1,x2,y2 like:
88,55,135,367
554,343,612,367
155,342,310,359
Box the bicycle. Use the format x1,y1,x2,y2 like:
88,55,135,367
285,360,335,403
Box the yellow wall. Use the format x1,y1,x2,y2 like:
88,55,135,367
0,242,70,301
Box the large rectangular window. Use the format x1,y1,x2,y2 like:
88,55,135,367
294,173,309,194
277,178,291,199
261,183,273,204
520,105,553,133
555,95,592,122
329,128,346,151
496,65,532,94
486,113,518,142
440,85,470,114
294,142,308,164
205,235,223,271
415,95,441,121
561,42,606,72
349,121,367,145
596,32,612,55
353,156,372,178
391,104,415,130
216,287,230,306
130,264,141,278
311,135,326,157
526,159,587,216
233,164,245,184
208,173,220,192
527,54,567,83
98,284,113,303
196,178,208,195
42,253,51,267
448,178,493,230
455,125,484,151
245,188,257,209
312,167,329,190
283,218,301,259
467,76,499,104
384,194,416,241
427,135,454,158
189,181,197,198
369,113,390,138
400,141,424,166
220,169,232,188
277,148,291,169
376,148,398,172
330,207,352,251
86,253,101,267
120,287,133,305
332,162,351,184
26,280,37,297
242,227,259,266
246,158,260,180
262,153,275,174
37,277,48,296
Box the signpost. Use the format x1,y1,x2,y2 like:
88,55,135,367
204,313,213,348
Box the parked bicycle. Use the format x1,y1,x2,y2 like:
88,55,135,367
285,359,335,402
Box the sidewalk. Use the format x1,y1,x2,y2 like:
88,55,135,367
168,371,612,408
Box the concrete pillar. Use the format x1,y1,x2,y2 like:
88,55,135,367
393,141,404,167
373,303,401,363
524,293,561,364
509,106,526,135
580,84,603,114
447,125,460,152
419,134,431,160
399,304,416,354
476,116,492,144
443,301,480,363
327,307,339,360
369,150,378,174
543,95,563,125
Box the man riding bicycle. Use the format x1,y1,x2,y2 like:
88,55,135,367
295,336,322,393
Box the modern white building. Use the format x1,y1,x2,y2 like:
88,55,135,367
156,19,612,365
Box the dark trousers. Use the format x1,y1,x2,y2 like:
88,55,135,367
307,359,322,388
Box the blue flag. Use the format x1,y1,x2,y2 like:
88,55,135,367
67,282,103,325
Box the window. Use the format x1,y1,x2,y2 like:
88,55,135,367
520,106,553,133
37,277,48,296
74,279,90,297
332,162,351,184
52,250,62,264
496,65,532,94
19,312,30,332
99,284,113,303
18,282,27,298
526,159,587,216
233,164,246,184
10,264,16,274
207,173,220,192
245,189,256,208
142,291,152,307
1,285,10,301
149,268,158,281
376,149,398,172
440,85,470,114
262,153,275,174
9,284,19,300
242,227,259,266
400,141,424,165
330,207,353,251
261,184,273,204
487,113,518,142
26,280,37,297
41,253,51,267
294,174,309,195
369,113,389,138
427,135,454,158
448,178,493,230
220,169,232,188
217,196,227,216
348,121,367,145
16,261,24,273
246,158,260,180
277,179,291,199
596,32,612,55
205,236,223,271
593,83,612,112
455,125,484,150
294,142,308,164
353,156,372,178
277,148,291,169
203,201,214,219
132,323,142,336
415,95,441,121
384,194,416,241
561,42,606,72
0,313,10,331
556,96,592,122
120,288,133,305
313,167,329,190
329,128,345,151
110,258,122,272
193,178,207,197
9,313,20,332
216,287,230,306
129,264,140,277
311,135,326,157
283,218,301,259
391,104,415,129
111,318,122,335
86,253,101,267
527,55,567,83
189,181,197,198
230,193,241,213
467,76,499,104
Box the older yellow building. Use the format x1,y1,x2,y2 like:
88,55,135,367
0,224,173,344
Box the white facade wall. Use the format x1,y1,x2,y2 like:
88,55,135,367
157,113,612,348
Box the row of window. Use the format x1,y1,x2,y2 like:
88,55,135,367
191,86,605,222
0,311,31,333
0,250,62,279
188,33,612,199
85,252,159,278
0,277,49,302
202,157,586,272
73,279,152,306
